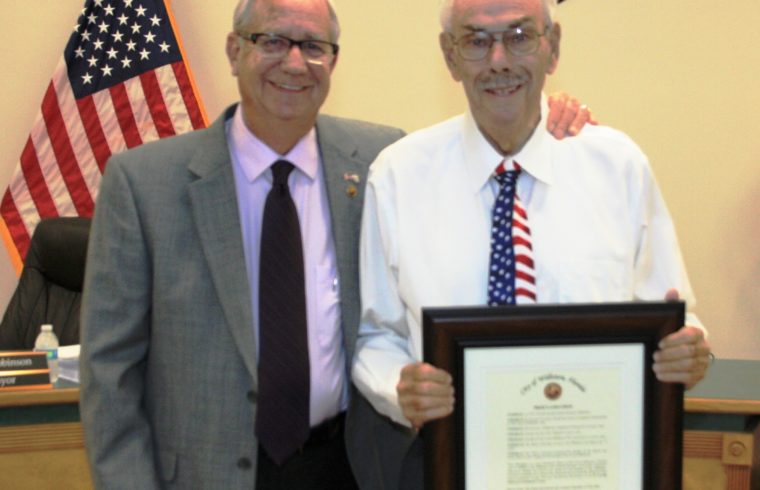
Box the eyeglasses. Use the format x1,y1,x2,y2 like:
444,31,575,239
237,32,339,64
450,26,550,61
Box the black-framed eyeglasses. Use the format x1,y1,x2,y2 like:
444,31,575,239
450,26,551,61
237,31,339,63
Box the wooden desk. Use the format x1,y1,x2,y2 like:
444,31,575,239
1,360,758,489
683,359,760,490
0,380,91,489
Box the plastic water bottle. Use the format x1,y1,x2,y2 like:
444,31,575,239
34,324,59,383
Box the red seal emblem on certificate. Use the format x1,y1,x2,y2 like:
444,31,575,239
544,382,562,400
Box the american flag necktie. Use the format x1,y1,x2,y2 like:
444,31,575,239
488,160,537,306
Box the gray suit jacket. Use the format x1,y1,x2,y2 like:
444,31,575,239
80,105,404,489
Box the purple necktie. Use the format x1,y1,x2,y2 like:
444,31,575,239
255,160,310,465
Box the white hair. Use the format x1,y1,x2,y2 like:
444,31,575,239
439,0,557,32
233,0,341,41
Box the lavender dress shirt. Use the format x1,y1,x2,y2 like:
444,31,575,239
227,107,347,427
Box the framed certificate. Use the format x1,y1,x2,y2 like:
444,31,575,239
422,301,684,490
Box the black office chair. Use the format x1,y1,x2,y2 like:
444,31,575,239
0,217,91,349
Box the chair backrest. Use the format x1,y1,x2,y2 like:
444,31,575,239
0,217,91,349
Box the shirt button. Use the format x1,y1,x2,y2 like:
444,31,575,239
237,457,252,470
247,390,256,403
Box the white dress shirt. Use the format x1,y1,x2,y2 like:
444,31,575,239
227,106,347,426
353,106,701,427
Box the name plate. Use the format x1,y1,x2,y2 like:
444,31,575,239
0,352,53,391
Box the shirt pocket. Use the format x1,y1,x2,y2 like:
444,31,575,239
556,258,632,303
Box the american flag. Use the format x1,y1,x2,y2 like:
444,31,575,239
0,0,206,268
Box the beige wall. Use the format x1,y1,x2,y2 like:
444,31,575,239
1,0,758,360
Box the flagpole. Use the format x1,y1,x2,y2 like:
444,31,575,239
0,220,22,275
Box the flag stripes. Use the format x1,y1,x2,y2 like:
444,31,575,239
77,96,110,173
513,194,537,303
42,83,95,217
171,62,205,131
140,71,175,138
3,62,204,263
111,83,144,148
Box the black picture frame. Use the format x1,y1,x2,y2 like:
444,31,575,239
422,301,684,490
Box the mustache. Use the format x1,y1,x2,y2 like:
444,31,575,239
478,73,527,90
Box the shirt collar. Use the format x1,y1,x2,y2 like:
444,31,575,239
462,97,556,194
228,105,319,183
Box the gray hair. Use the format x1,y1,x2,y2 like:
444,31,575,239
233,0,341,41
439,0,557,32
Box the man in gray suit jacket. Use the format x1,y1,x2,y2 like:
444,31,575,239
80,0,402,488
80,0,590,488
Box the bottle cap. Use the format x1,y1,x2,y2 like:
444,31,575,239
41,324,53,332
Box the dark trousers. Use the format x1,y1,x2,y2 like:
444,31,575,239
255,413,358,490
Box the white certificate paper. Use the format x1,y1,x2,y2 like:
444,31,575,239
464,343,644,490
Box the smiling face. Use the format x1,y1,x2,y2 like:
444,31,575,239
226,0,337,135
440,0,560,149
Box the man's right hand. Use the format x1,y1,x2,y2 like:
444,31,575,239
397,362,455,429
546,92,597,139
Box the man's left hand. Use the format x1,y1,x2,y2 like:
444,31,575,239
653,326,711,389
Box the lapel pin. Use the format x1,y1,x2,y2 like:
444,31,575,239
343,172,360,184
346,185,358,198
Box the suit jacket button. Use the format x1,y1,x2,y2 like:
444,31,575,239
247,390,256,403
237,457,252,470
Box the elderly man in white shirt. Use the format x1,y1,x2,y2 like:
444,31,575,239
349,0,711,488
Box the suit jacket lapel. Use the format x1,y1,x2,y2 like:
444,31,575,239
316,116,368,363
187,106,258,382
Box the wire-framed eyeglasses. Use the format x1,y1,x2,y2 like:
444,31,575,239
450,26,551,61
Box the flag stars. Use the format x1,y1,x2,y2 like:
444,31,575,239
67,2,178,95
489,167,522,306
